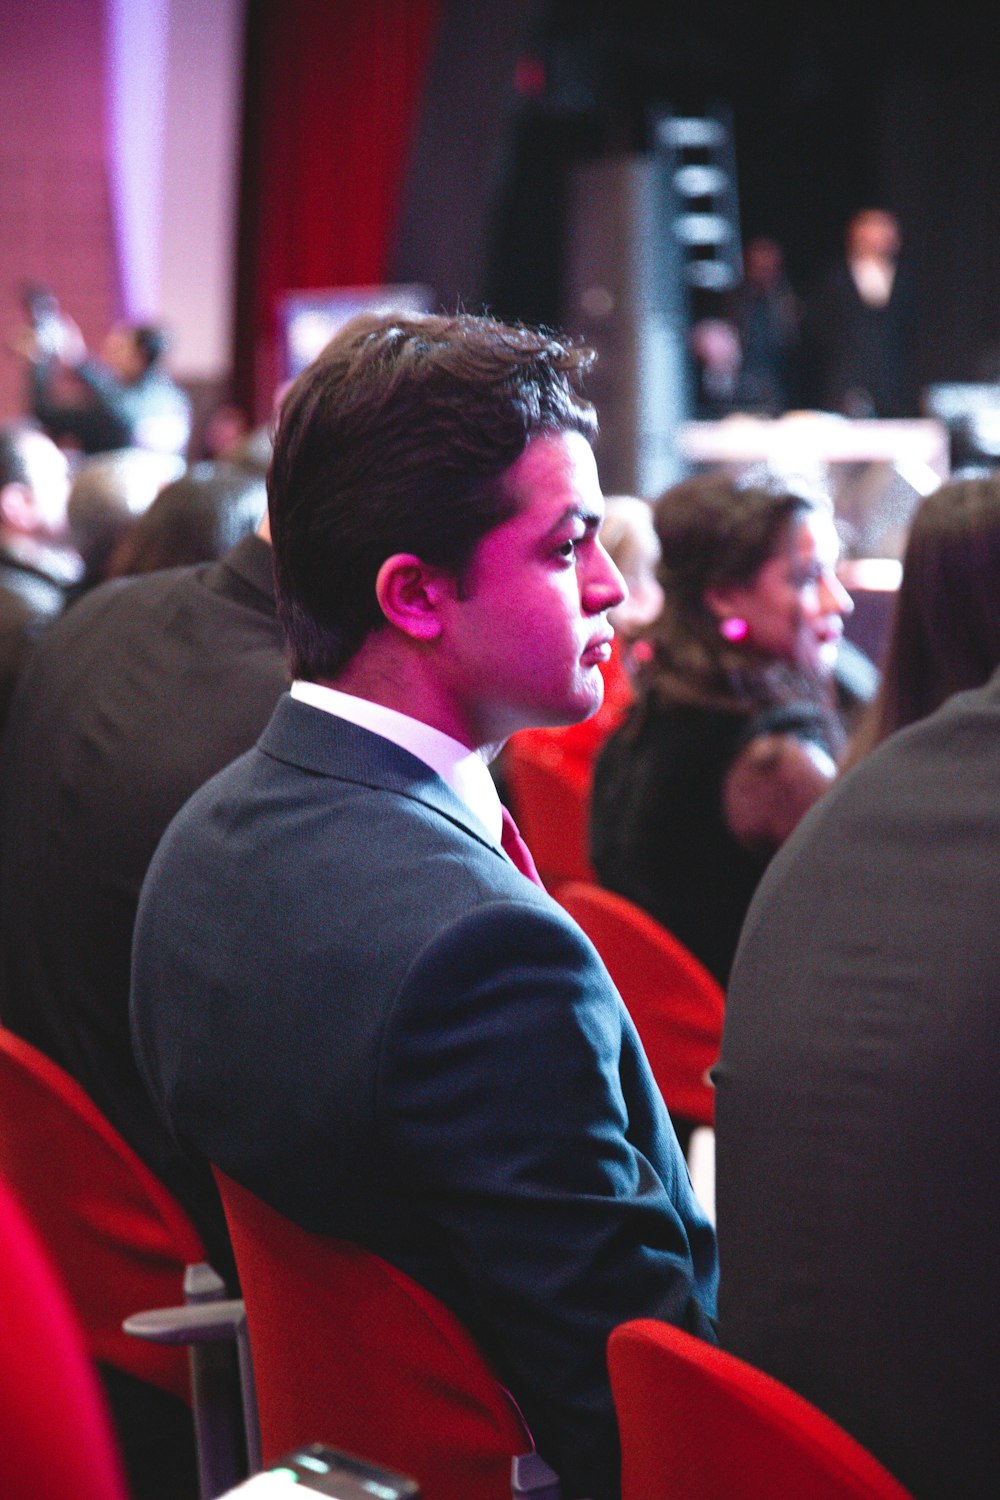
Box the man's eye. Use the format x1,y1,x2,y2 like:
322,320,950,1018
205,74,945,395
555,538,578,559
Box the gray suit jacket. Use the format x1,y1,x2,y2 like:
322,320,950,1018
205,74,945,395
717,669,1000,1499
132,694,718,1499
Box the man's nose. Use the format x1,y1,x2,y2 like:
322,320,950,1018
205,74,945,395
821,570,853,617
586,541,627,613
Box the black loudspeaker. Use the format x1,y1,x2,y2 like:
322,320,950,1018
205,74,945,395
564,153,692,498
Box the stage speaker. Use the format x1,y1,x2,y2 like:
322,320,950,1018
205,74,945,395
564,153,692,498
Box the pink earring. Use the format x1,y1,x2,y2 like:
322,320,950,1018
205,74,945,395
719,615,749,643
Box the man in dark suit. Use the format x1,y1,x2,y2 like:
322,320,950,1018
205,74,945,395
131,311,719,1500
715,672,1000,1499
0,516,286,1275
800,208,917,419
0,517,286,1499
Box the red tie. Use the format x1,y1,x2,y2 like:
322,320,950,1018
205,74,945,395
500,805,545,889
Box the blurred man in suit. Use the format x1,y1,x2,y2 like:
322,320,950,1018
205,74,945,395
716,672,1000,1499
0,420,74,725
0,510,287,1499
801,208,917,419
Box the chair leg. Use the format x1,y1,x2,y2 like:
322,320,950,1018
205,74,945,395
233,1312,261,1475
124,1264,260,1498
510,1451,561,1498
185,1264,254,1499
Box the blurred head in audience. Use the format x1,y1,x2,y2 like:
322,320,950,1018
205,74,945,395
846,207,901,268
227,422,273,477
67,448,185,588
648,466,853,709
200,402,252,462
99,321,169,384
0,421,71,544
599,494,663,648
743,235,786,293
843,467,1000,767
107,460,266,578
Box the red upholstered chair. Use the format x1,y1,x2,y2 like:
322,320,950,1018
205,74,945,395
553,882,724,1129
608,1319,914,1500
0,1029,255,1498
213,1168,561,1500
502,733,596,892
0,1027,206,1402
0,1171,129,1500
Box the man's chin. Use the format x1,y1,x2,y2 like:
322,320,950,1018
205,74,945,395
492,677,606,743
557,680,606,726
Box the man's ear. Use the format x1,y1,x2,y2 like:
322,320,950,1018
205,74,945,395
375,553,455,642
0,482,38,534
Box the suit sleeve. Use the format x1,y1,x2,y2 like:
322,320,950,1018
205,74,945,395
379,898,718,1500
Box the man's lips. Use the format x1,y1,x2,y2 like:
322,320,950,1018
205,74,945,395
581,635,614,666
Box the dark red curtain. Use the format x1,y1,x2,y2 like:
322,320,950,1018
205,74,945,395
234,0,443,419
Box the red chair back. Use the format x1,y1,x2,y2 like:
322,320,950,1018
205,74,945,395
213,1169,534,1500
0,1172,129,1500
502,734,595,891
608,1319,914,1500
0,1027,206,1402
555,883,723,1126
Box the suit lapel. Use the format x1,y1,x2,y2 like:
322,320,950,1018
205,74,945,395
257,693,501,855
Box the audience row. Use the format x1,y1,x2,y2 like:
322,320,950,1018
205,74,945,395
1,306,997,1500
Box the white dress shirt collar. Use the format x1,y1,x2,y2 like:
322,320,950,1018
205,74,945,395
290,680,503,842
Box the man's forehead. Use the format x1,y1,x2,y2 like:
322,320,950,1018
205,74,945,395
503,430,601,509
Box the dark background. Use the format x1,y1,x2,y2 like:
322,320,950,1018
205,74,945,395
390,0,1000,398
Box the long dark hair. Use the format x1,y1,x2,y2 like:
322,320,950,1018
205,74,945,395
844,470,1000,766
641,467,835,715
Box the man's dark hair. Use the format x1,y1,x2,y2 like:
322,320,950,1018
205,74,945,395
268,311,598,680
133,325,169,371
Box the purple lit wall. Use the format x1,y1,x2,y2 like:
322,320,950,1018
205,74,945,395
104,0,246,381
0,0,117,420
0,0,245,425
103,0,169,324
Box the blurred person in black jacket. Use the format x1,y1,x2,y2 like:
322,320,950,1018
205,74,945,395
800,209,918,419
0,512,288,1499
0,420,76,725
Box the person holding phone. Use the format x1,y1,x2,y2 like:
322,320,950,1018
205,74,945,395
11,284,191,458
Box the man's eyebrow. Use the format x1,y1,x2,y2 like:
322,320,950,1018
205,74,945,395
544,504,603,537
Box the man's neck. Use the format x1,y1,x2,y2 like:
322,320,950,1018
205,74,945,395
327,643,489,759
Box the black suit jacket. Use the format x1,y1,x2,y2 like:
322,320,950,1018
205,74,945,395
800,259,917,418
131,696,719,1499
0,534,288,1273
0,549,68,729
716,670,1000,1499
